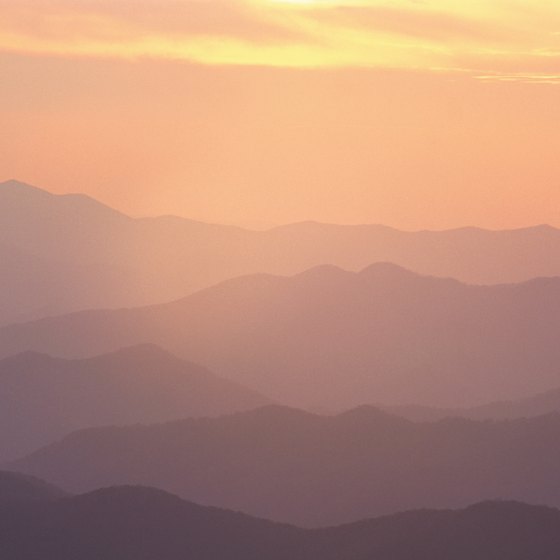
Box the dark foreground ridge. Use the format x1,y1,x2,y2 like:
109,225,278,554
1,472,559,560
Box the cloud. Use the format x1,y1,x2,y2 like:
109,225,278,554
462,52,560,84
0,0,302,45
306,4,506,43
0,0,559,79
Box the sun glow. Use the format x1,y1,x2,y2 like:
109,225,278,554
265,0,324,4
0,0,559,79
268,0,316,3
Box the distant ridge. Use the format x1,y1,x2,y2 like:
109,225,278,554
2,261,560,408
383,385,560,422
3,179,559,237
3,178,560,326
5,180,557,235
1,179,53,197
0,179,127,217
0,345,269,462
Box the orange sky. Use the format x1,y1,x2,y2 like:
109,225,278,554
1,0,560,229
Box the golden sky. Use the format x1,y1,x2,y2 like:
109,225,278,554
1,0,560,78
1,1,560,229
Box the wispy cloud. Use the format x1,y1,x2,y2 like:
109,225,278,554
307,4,506,43
0,0,302,43
0,0,559,80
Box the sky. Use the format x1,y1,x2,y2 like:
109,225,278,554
1,0,560,229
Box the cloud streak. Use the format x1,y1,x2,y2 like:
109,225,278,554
0,0,302,43
0,0,559,80
308,4,506,43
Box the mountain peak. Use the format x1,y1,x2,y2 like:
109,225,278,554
101,343,175,360
359,262,420,279
84,344,193,370
1,346,179,370
230,405,317,424
336,404,411,425
0,179,128,221
295,264,350,281
0,179,53,198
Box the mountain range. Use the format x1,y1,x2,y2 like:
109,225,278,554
384,387,560,422
1,262,559,408
2,471,560,560
3,178,560,326
10,405,560,527
0,345,268,462
4,178,560,557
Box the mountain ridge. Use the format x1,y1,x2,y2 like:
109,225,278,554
4,178,560,326
1,262,560,408
3,474,560,559
0,344,269,462
11,405,560,527
5,179,559,236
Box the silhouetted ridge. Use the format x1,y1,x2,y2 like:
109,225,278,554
4,177,560,330
89,343,185,365
269,220,394,234
0,346,269,462
2,484,560,559
228,405,319,424
72,485,194,511
0,471,67,505
4,258,560,410
359,262,461,286
15,407,560,527
0,179,124,218
0,179,53,198
0,349,60,367
295,264,351,281
462,499,539,515
0,345,187,374
335,405,412,426
383,385,560,422
359,261,419,278
296,263,428,284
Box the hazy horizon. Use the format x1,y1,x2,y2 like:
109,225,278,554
2,178,559,233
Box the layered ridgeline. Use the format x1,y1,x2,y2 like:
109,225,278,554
1,471,560,560
0,345,268,462
0,471,67,506
3,179,560,325
10,406,560,527
0,264,559,408
383,387,560,422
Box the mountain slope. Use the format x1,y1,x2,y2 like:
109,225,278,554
0,179,251,325
4,179,560,324
1,481,560,559
0,345,268,462
0,471,67,506
11,406,560,527
0,485,304,560
386,386,560,422
1,263,559,408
